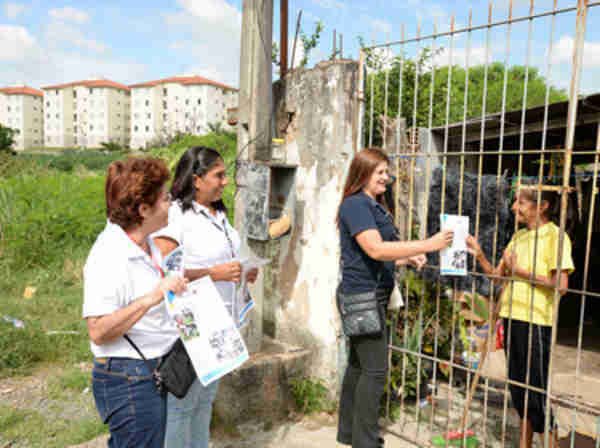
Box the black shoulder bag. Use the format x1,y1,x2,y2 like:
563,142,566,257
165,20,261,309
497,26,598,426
336,265,384,337
124,335,196,399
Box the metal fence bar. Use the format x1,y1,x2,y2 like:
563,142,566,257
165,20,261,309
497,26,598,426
362,1,600,50
544,2,589,445
358,0,598,445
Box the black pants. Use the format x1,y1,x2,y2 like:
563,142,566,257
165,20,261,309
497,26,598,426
504,318,553,434
337,306,388,448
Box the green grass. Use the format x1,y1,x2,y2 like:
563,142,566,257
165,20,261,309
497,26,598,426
0,404,107,448
47,365,91,400
289,377,336,414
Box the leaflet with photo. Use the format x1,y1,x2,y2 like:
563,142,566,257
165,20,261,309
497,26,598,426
440,214,469,276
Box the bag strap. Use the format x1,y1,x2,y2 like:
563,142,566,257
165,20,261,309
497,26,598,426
123,334,160,373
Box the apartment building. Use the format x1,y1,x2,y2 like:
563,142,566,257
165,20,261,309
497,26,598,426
0,86,44,150
42,79,130,148
129,76,237,149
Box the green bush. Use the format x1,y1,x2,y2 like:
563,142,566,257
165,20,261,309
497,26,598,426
289,377,335,414
18,149,124,173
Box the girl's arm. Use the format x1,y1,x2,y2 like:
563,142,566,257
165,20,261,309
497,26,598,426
466,235,506,278
355,229,453,261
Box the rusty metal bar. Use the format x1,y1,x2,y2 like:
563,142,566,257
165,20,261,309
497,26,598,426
280,0,288,78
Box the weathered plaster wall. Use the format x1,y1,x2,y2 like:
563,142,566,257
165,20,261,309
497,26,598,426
257,60,359,390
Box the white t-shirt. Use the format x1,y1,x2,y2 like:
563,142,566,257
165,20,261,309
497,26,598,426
82,221,178,359
153,201,241,315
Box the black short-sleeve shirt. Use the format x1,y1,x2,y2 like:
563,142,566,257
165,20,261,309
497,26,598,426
338,191,397,293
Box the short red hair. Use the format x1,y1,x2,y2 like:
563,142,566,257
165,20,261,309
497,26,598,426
105,157,169,230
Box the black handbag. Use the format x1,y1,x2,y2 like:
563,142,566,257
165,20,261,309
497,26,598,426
124,335,196,399
336,262,386,337
336,287,385,337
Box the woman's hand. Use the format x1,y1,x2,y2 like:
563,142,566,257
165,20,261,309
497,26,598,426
502,250,525,277
150,276,188,306
209,261,242,283
246,268,259,284
466,235,483,258
428,229,454,251
408,254,427,271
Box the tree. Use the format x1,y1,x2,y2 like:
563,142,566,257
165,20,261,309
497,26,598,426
360,39,568,146
299,20,324,67
0,124,17,154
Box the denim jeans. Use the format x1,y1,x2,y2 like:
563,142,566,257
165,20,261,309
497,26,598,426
92,357,166,448
165,378,219,448
337,320,388,448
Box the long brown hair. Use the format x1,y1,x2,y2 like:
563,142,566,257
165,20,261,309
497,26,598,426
337,148,390,222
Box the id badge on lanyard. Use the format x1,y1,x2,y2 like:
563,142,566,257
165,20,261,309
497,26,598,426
200,210,236,259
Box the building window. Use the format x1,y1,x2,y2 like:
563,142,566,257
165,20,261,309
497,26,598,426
163,113,167,121
74,113,77,121
145,125,149,132
74,126,77,133
55,113,59,119
163,88,167,95
197,98,201,105
89,88,93,94
145,100,150,106
147,113,151,119
55,90,59,95
185,112,189,119
73,91,77,98
7,106,11,112
134,125,139,132
46,101,50,107
185,99,190,105
90,124,94,131
163,101,167,109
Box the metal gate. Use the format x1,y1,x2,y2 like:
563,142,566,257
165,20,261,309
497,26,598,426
356,1,600,446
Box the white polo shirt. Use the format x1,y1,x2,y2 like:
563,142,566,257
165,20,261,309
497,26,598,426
153,201,241,314
82,221,178,359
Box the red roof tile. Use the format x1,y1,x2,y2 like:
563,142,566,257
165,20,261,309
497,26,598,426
129,76,237,91
41,79,130,91
0,86,44,97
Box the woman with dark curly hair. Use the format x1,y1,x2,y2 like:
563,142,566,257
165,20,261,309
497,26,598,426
83,157,187,447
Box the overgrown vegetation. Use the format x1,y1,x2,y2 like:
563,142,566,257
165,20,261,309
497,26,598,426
289,377,336,414
0,132,237,378
387,270,454,408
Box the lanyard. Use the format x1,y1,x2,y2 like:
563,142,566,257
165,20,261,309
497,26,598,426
126,233,165,278
199,210,236,258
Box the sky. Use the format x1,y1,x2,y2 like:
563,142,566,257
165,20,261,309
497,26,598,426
1,0,599,93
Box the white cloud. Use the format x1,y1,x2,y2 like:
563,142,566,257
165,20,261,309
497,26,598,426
45,21,106,53
3,2,26,19
311,0,345,9
0,19,146,87
432,46,489,68
370,18,392,35
0,24,36,60
164,0,241,86
48,6,89,24
552,35,600,69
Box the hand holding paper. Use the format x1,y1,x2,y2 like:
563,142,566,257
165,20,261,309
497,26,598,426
440,214,469,276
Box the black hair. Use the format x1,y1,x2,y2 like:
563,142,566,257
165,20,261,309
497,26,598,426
518,178,577,239
170,146,226,213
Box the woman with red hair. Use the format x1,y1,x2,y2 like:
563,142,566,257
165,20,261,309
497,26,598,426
336,148,453,448
83,158,187,447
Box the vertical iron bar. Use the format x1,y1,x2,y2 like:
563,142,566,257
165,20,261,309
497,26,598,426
544,1,588,446
383,33,391,149
440,15,458,441
369,35,376,147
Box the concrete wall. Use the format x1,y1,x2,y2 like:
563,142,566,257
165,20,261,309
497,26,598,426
236,60,360,391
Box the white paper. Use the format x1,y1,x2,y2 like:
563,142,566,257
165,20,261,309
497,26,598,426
233,256,270,328
165,276,249,386
440,214,469,276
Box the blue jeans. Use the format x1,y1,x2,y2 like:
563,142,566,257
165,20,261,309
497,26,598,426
165,378,219,448
92,357,166,448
